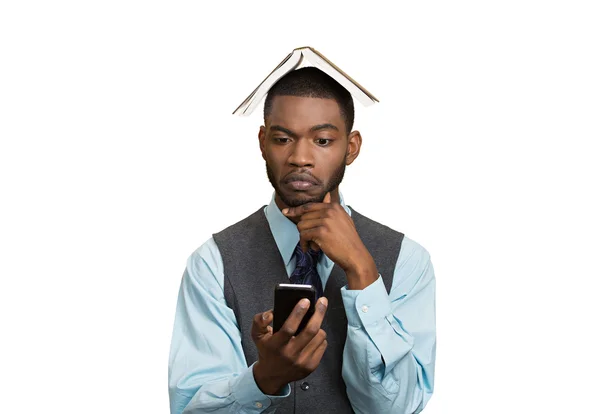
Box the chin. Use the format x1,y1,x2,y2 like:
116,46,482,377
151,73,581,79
280,190,322,207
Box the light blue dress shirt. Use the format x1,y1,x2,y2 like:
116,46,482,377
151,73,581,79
168,192,436,414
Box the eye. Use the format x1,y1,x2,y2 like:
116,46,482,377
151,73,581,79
315,138,332,146
273,137,291,144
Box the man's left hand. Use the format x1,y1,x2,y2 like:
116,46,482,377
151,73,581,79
282,193,378,289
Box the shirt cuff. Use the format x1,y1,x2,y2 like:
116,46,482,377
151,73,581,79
341,275,392,328
232,363,291,411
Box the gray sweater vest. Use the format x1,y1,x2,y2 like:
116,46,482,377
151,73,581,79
213,206,404,413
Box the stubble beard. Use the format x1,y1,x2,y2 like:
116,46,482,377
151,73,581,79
266,156,347,207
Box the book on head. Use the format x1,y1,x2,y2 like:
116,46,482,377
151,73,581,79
233,46,379,116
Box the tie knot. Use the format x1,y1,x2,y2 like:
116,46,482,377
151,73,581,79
290,243,324,298
293,243,320,270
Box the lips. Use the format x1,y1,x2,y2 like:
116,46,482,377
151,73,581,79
284,173,319,191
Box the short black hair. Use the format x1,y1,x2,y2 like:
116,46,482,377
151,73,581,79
263,67,355,133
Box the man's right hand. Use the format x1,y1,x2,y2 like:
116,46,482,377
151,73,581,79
251,297,328,395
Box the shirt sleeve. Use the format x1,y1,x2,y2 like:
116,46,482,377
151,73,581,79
340,237,436,414
168,238,291,414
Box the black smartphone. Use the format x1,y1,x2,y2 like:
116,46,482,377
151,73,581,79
273,283,316,336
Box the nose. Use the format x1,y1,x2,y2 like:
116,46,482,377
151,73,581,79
288,138,314,167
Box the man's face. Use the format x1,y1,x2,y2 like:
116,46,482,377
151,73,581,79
259,95,355,208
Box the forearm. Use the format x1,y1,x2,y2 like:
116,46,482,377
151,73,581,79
170,363,290,414
341,276,435,414
344,250,379,291
342,319,428,414
169,246,291,414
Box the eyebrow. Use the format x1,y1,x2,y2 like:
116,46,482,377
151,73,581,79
269,123,339,137
310,123,339,132
269,125,298,138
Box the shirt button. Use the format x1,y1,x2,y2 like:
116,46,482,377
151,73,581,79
255,402,263,408
300,381,310,391
361,305,369,313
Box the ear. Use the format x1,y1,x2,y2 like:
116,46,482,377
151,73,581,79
258,126,267,161
345,130,362,165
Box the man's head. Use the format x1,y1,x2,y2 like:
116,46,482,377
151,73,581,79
264,67,355,133
259,67,362,209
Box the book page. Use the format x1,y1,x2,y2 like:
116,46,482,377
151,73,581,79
302,48,378,107
233,49,303,115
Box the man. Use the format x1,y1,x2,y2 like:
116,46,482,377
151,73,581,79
169,67,436,413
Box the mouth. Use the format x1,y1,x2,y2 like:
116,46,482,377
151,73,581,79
283,173,319,191
287,180,317,190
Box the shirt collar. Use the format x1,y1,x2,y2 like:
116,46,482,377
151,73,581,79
265,191,351,266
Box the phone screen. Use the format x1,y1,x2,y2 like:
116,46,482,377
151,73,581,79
273,284,316,336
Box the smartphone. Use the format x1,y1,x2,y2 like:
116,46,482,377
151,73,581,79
273,283,316,336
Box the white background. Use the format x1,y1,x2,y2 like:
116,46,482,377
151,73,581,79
1,1,599,413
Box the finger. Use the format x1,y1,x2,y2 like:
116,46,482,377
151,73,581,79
297,219,325,252
299,328,327,357
251,310,273,341
293,297,328,349
272,298,311,347
309,241,320,252
296,218,325,232
299,227,326,252
322,192,341,207
282,202,328,217
308,338,328,369
295,209,332,221
300,236,322,253
300,237,311,253
297,338,328,373
300,230,321,253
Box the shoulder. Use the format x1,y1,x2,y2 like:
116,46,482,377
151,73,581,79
349,207,429,259
185,206,267,285
349,207,400,231
397,236,432,271
183,236,225,295
188,236,223,272
348,207,434,290
348,207,404,244
212,206,267,244
393,235,435,294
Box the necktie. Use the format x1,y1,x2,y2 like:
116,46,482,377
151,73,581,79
290,243,324,298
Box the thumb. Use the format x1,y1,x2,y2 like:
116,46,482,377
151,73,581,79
323,192,331,203
260,310,273,328
251,310,273,340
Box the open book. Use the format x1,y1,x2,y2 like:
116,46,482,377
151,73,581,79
233,46,379,116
